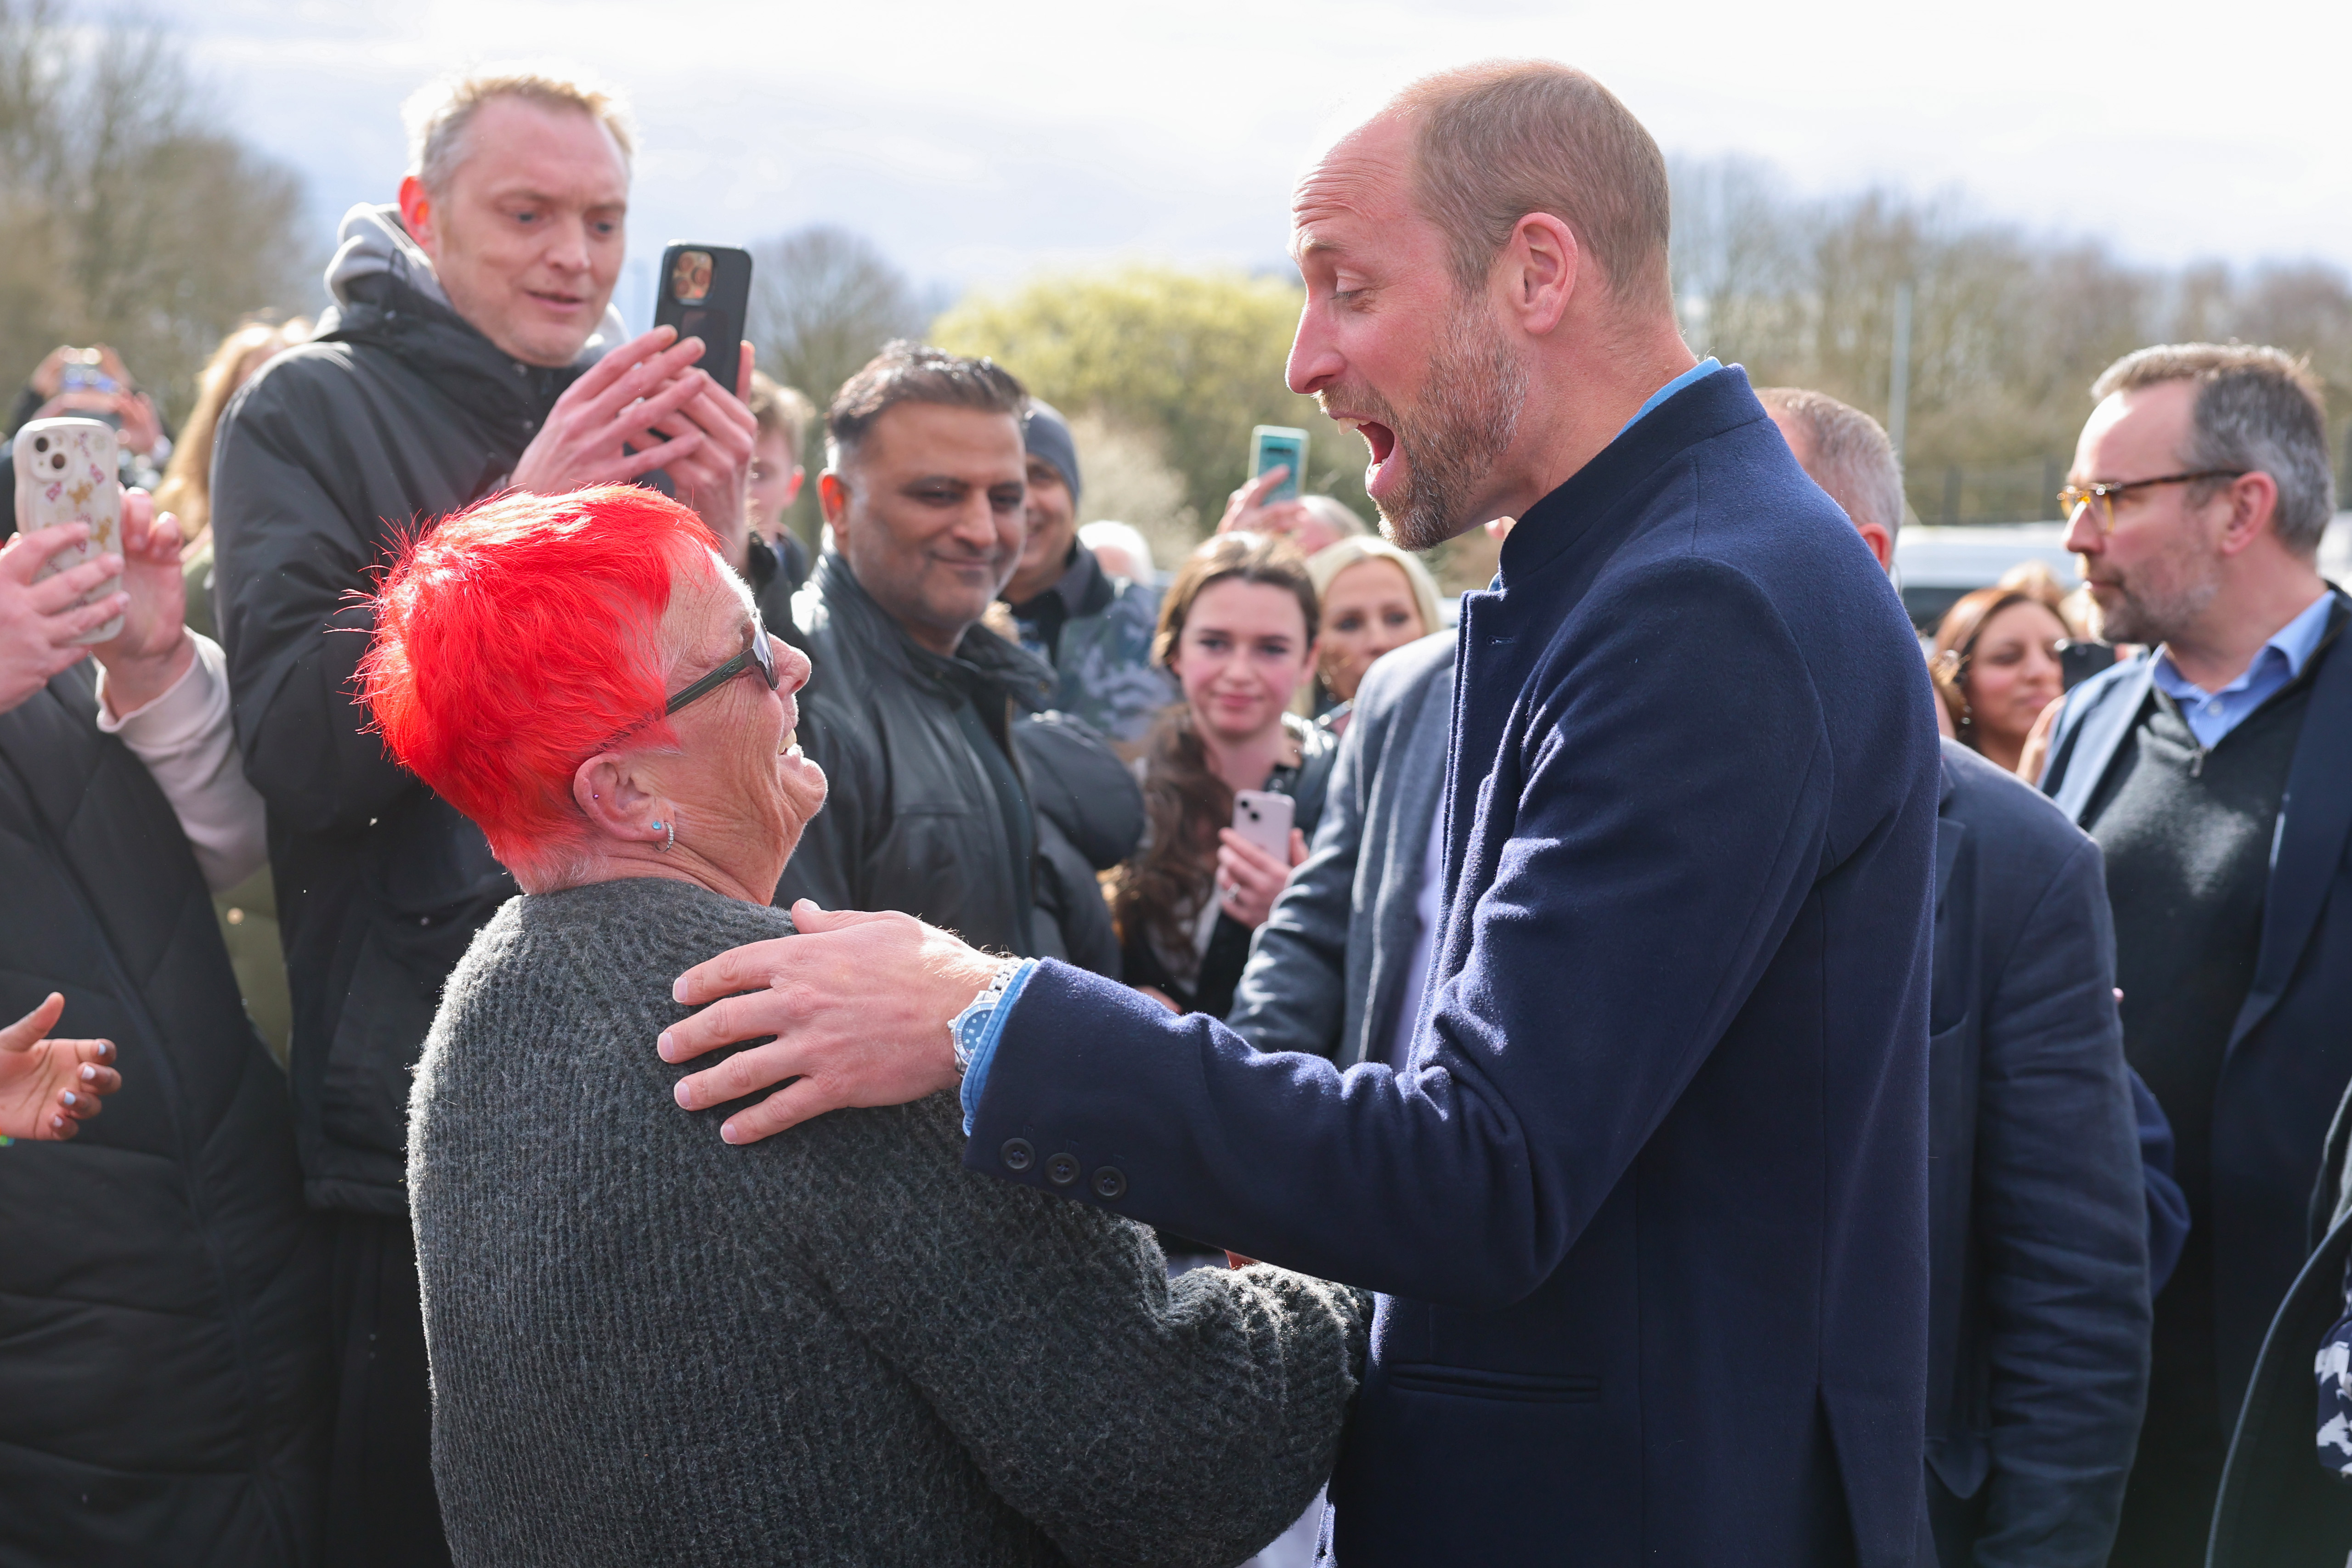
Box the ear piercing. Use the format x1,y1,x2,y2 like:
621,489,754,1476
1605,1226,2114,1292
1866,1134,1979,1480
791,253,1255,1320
651,820,675,853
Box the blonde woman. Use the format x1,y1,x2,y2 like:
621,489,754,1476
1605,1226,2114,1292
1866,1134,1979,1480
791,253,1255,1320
1305,536,1443,726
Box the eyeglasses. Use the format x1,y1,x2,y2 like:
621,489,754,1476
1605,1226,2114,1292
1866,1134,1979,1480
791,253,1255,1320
664,622,778,716
2056,470,2246,534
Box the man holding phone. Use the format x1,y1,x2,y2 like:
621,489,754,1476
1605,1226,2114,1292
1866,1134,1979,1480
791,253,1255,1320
210,66,752,1566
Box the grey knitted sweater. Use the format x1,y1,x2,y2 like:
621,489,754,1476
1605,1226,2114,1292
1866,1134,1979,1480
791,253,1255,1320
409,876,1366,1567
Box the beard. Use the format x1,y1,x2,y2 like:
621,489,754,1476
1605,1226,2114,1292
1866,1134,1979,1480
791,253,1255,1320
1323,297,1526,551
2090,541,2223,648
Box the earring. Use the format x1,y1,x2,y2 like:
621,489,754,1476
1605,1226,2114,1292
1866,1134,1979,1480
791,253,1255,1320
651,820,675,853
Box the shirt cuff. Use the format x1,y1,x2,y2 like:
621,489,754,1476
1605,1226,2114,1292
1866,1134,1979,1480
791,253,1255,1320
94,632,215,739
960,958,1040,1134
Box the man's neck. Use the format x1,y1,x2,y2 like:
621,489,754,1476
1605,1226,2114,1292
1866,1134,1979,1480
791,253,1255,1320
2164,558,2331,692
1464,321,1699,530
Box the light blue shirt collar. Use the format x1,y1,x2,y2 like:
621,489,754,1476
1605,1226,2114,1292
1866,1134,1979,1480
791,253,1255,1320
1617,358,1722,440
2150,588,2336,748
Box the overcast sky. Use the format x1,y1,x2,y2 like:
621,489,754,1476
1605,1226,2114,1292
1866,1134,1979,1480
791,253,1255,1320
164,0,2350,331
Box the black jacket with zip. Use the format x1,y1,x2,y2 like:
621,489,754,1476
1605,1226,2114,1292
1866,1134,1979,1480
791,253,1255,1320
0,667,329,1566
210,210,595,1213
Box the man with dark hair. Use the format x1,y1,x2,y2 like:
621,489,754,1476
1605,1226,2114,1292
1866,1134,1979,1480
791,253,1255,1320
784,343,1135,970
998,398,1175,747
2036,342,2352,1566
663,61,1940,1564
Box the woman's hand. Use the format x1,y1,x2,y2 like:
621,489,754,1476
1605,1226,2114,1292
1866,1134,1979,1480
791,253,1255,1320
89,491,192,716
0,993,120,1140
1214,826,1308,929
1214,468,1313,541
0,523,128,715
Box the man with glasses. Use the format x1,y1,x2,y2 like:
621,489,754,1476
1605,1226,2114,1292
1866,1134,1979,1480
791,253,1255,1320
2037,342,2352,1567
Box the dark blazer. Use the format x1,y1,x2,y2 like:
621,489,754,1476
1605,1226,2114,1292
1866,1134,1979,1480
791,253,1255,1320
2041,596,2352,1410
968,367,1942,1566
1227,632,1453,1066
1926,739,2151,1565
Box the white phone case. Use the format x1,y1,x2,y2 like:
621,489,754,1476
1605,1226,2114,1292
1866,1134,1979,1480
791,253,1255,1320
14,417,124,645
1232,789,1295,858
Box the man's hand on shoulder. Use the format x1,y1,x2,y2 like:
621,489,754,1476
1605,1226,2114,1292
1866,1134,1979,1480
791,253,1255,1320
661,902,989,1145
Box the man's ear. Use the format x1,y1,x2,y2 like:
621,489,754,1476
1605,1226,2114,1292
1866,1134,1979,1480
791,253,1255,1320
818,470,850,533
396,174,438,259
573,751,669,850
1500,211,1577,336
1856,520,1895,571
2219,470,2283,557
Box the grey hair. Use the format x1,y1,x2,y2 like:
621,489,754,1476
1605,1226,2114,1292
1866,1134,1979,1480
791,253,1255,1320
2090,343,2335,558
1299,494,1370,538
402,65,636,194
1757,387,1906,541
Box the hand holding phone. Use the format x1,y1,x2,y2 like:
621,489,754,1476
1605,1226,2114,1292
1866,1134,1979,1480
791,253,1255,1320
1250,426,1307,503
13,417,124,645
1218,791,1306,929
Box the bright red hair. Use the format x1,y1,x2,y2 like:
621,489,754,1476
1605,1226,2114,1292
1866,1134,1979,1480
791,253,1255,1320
360,484,722,880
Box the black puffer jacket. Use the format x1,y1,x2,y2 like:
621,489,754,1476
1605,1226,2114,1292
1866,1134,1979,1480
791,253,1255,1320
210,206,605,1213
0,668,329,1566
783,552,1136,970
1015,711,1143,978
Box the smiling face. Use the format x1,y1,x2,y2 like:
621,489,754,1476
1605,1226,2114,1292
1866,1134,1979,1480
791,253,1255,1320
1002,456,1077,604
825,401,1028,656
1959,599,2068,756
2064,380,2227,647
1166,577,1317,748
400,95,629,368
1318,556,1427,701
635,556,825,894
1286,114,1525,550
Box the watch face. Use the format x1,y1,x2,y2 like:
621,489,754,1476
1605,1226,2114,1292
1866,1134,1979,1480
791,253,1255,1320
958,1011,989,1051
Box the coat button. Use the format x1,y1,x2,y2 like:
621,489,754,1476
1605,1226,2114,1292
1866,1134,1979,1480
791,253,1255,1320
1046,1152,1080,1185
1000,1139,1034,1173
1092,1167,1126,1201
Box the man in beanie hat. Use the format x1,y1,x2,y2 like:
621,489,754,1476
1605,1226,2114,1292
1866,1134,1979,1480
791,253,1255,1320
1001,399,1176,747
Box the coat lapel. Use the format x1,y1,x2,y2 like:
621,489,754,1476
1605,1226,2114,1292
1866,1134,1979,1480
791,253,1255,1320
2229,599,2352,1055
2051,660,2154,824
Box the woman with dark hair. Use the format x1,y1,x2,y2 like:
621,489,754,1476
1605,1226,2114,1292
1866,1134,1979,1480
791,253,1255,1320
1113,532,1335,1019
1931,584,2071,775
372,486,1363,1568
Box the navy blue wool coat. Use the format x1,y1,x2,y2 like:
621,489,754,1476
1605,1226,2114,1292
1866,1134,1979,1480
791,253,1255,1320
971,367,1941,1566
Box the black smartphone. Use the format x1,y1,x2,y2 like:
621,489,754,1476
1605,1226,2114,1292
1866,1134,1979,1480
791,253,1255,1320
2057,638,2116,691
652,243,752,394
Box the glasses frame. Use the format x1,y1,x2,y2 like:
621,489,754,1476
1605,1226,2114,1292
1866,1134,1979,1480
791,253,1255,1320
2056,469,2247,534
664,622,778,716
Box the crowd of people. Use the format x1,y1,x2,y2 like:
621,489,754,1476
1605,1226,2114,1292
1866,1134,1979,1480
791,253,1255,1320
3,52,2351,1568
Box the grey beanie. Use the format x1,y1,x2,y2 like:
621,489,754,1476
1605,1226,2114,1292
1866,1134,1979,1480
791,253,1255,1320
1022,399,1082,503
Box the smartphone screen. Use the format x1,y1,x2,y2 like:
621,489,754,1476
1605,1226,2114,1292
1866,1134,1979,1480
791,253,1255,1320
653,243,753,393
1251,425,1307,502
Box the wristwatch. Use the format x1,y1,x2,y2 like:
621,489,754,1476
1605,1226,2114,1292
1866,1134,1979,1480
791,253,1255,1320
949,959,1026,1077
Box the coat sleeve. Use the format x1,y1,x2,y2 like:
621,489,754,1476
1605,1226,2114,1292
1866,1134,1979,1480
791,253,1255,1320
1968,835,2152,1568
1224,703,1368,1058
210,368,416,835
970,557,1843,1306
779,1099,1366,1568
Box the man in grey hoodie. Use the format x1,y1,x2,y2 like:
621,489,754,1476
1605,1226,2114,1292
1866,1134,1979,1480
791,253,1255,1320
209,68,754,1567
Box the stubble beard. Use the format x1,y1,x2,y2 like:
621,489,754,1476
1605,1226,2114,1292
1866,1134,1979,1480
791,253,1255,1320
2093,542,2222,649
1330,299,1527,553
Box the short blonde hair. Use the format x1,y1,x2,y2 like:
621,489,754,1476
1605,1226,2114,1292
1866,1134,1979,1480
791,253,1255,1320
402,66,636,193
1306,536,1443,647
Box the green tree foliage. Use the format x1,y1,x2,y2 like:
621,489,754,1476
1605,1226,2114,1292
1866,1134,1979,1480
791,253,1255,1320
1672,155,2352,523
0,0,312,423
932,264,1373,540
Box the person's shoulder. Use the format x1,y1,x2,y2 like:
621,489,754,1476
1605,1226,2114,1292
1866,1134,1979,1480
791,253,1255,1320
1352,630,1455,716
503,879,796,980
1939,737,2097,872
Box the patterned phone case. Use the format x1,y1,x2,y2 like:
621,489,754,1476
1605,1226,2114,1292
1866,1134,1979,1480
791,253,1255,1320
13,417,124,645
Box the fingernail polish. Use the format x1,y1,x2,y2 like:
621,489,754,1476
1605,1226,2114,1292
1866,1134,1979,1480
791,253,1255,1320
79,1065,96,1081
61,1091,76,1107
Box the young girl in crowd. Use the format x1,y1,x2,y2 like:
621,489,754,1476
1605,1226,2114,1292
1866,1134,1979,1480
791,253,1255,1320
1113,533,1336,1019
1305,536,1444,726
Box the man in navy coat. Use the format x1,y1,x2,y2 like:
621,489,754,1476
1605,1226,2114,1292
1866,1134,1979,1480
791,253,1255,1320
658,60,1942,1565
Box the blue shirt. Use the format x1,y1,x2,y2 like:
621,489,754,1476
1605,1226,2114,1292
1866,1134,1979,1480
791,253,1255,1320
1618,358,1722,439
2150,590,2335,749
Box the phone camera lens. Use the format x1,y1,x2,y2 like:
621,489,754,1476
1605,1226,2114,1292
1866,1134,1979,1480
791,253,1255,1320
31,436,47,452
49,452,66,470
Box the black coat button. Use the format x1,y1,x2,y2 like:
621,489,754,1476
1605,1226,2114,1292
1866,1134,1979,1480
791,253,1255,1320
1046,1152,1080,1185
1092,1167,1126,1201
1001,1139,1034,1173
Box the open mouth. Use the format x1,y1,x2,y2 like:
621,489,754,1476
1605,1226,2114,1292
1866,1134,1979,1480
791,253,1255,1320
1346,418,1401,494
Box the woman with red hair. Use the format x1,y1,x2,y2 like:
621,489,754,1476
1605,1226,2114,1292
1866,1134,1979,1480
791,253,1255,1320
366,485,1363,1568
